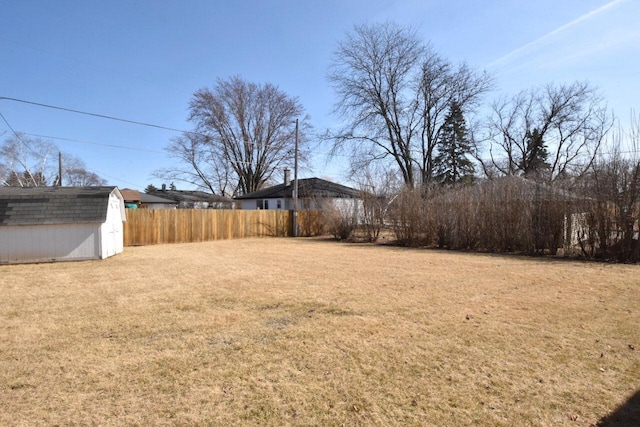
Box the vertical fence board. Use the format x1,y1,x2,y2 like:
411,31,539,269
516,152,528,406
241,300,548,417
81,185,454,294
123,209,301,246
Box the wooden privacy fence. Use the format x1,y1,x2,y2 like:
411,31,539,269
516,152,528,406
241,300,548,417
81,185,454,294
123,209,325,246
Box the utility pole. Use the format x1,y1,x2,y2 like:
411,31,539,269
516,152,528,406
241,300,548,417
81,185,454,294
292,118,299,237
58,151,62,186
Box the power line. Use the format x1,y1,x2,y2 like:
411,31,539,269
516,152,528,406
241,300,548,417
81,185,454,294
0,110,47,158
91,168,147,189
0,96,344,159
23,132,165,154
0,110,22,139
0,96,203,136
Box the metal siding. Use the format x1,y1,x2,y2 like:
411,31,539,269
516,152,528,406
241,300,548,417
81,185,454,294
263,198,284,210
0,223,101,263
241,198,287,210
241,200,256,210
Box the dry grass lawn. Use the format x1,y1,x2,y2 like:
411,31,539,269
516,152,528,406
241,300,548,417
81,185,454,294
1,238,639,426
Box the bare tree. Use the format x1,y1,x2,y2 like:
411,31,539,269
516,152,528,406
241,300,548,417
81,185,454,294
154,132,234,196
480,82,613,181
571,113,640,262
63,156,107,186
177,76,308,196
1,134,104,187
353,164,401,242
1,135,57,186
328,22,492,187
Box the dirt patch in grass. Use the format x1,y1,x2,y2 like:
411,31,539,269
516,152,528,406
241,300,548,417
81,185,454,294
1,238,639,426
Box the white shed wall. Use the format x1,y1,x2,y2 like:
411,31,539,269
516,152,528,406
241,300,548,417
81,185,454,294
100,192,125,259
0,223,102,264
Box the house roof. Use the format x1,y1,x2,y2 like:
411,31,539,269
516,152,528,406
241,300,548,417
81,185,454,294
120,188,141,202
147,189,233,204
235,178,360,200
139,193,177,204
0,186,121,226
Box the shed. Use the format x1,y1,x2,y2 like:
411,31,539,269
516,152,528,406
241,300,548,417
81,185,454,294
0,186,126,264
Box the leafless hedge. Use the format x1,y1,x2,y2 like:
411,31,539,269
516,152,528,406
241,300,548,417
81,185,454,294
387,178,568,255
571,156,640,262
311,146,638,262
384,165,639,262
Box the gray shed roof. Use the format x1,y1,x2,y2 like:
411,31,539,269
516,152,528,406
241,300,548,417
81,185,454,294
0,186,121,226
235,178,360,200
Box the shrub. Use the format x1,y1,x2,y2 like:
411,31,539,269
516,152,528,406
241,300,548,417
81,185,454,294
323,203,357,241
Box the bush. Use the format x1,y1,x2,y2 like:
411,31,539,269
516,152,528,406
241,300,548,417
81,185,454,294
323,204,357,241
572,156,640,262
387,187,431,246
359,192,385,242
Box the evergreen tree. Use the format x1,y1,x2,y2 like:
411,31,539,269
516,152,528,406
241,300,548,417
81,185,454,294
519,128,550,179
144,184,158,193
433,101,475,185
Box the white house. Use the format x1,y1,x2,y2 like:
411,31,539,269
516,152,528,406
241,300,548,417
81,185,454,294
147,187,235,209
0,186,126,264
139,193,178,210
235,170,363,219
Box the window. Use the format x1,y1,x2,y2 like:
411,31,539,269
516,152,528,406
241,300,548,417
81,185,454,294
256,200,269,210
277,200,282,209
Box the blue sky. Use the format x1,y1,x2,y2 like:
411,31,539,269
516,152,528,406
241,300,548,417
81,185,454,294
1,0,638,190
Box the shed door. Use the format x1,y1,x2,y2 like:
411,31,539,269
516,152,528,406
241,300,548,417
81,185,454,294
103,196,124,258
106,223,119,257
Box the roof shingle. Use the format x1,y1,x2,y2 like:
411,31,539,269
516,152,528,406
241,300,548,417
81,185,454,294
235,178,360,200
0,186,118,226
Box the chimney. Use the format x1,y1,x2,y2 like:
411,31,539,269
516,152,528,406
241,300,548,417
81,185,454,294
284,167,291,186
161,183,166,191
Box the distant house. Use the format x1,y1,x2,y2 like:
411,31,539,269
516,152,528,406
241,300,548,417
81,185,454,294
120,188,142,209
139,193,177,210
147,186,235,209
0,186,126,264
121,188,177,210
235,169,362,215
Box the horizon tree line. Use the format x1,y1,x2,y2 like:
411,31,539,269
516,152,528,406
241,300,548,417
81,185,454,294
3,21,632,198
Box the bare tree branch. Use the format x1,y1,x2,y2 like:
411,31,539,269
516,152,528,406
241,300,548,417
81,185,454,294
482,81,613,181
1,134,105,187
328,22,492,187
177,76,309,196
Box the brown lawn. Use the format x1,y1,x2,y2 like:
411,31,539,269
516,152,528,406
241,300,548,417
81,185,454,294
0,238,639,426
